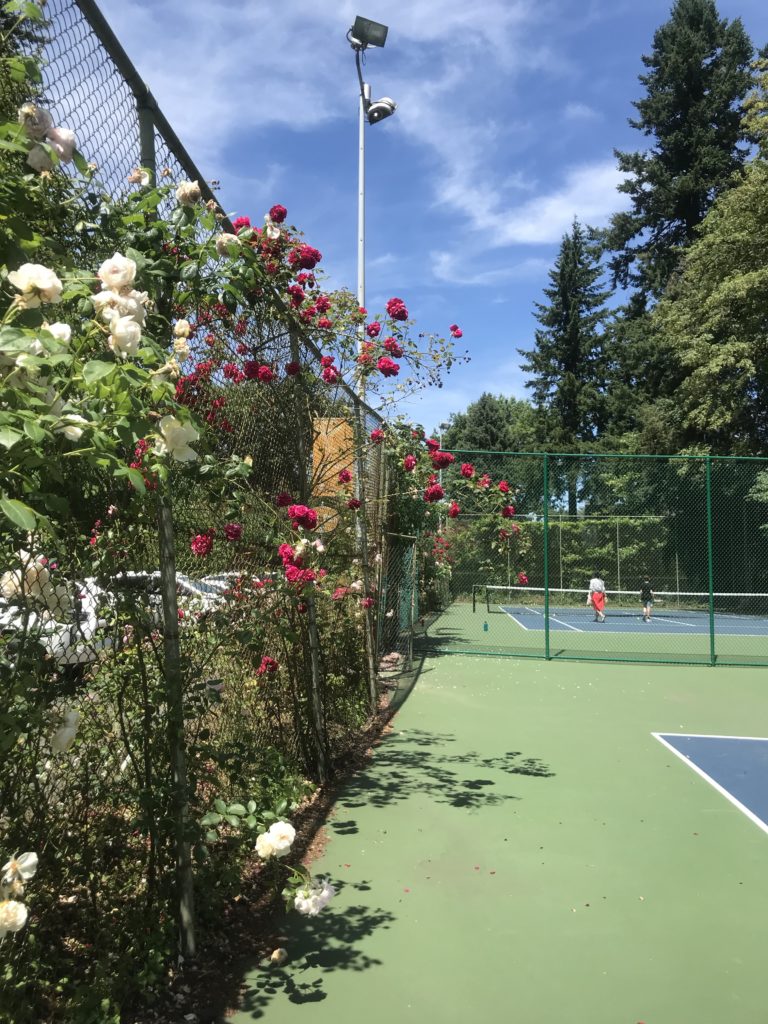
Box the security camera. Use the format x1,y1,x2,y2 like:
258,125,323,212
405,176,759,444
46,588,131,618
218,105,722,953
367,97,397,124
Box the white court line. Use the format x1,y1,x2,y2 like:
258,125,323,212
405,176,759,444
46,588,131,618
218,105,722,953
652,732,768,836
524,605,584,632
651,615,705,630
498,605,529,630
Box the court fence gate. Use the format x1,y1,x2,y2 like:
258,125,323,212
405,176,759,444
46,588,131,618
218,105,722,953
430,450,768,667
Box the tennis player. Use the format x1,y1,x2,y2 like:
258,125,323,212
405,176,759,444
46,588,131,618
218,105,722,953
587,573,607,622
641,577,654,622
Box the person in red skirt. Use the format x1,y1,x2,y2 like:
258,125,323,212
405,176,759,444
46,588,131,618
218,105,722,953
587,573,607,622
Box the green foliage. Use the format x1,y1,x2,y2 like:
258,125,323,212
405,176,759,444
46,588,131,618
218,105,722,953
607,0,753,303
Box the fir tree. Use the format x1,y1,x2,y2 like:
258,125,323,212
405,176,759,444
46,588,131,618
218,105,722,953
607,0,753,304
519,220,611,513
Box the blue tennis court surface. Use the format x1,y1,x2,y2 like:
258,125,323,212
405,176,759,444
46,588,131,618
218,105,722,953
498,605,768,635
653,733,768,833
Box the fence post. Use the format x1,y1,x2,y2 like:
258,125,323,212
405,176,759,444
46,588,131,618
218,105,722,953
157,492,196,959
289,328,329,782
353,402,379,712
543,453,551,660
137,100,156,184
705,456,716,666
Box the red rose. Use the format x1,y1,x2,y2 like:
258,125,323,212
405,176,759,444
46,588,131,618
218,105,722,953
332,586,349,600
377,356,400,377
232,216,251,233
256,655,279,676
448,501,460,518
287,504,318,530
347,497,362,510
460,463,474,478
431,451,455,469
478,473,491,489
190,529,215,556
322,365,340,383
315,295,331,312
224,523,242,541
498,480,510,493
383,337,404,358
501,505,516,519
284,361,301,376
386,297,409,321
403,454,417,472
287,284,305,307
370,428,385,444
257,365,275,383
275,491,293,507
269,204,287,223
338,469,352,484
366,321,382,338
517,572,529,586
318,317,333,329
320,355,335,367
424,483,444,503
425,438,440,453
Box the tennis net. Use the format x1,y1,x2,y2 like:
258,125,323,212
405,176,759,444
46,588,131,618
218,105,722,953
476,584,768,619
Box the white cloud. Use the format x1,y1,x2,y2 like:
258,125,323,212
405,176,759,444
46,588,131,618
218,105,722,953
432,252,550,285
564,101,601,121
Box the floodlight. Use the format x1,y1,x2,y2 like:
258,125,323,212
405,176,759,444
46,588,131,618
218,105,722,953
349,15,389,49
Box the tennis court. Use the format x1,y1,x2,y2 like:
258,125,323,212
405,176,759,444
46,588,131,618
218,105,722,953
424,585,768,664
232,651,768,1024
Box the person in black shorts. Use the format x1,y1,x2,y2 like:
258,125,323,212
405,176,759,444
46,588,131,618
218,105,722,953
641,578,654,622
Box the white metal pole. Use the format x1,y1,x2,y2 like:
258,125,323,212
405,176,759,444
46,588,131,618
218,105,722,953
357,86,368,321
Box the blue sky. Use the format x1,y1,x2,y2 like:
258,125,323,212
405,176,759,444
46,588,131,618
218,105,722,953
99,0,768,434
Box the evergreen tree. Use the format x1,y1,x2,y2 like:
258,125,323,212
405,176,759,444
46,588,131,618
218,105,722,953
607,0,753,304
519,221,611,513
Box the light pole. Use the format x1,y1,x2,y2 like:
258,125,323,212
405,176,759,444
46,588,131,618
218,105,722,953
347,15,397,324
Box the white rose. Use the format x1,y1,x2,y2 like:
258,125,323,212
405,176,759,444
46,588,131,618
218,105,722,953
215,233,240,256
269,948,288,966
155,415,199,462
28,339,44,356
7,263,63,307
92,288,147,326
26,144,53,173
293,878,335,917
173,338,190,361
1,551,52,603
2,852,38,885
45,322,71,344
55,415,88,441
266,820,295,858
108,316,141,359
18,103,53,140
0,900,28,937
97,252,137,292
255,832,276,859
173,319,192,338
46,126,76,163
349,580,363,593
127,168,151,186
176,180,201,206
150,359,181,382
264,216,280,241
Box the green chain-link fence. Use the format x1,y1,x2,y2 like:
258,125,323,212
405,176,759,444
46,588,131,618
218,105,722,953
428,451,768,667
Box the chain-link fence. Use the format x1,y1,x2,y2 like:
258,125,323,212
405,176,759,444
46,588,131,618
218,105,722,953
1,2,396,1019
428,451,768,667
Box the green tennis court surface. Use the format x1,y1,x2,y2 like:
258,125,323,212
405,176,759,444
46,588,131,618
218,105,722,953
231,652,768,1023
424,599,768,665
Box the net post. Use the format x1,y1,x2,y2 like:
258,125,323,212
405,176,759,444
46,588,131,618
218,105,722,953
705,455,716,665
472,584,476,614
543,453,551,660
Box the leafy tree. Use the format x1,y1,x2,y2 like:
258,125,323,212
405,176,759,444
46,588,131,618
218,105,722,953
607,0,753,304
441,393,536,455
646,59,768,456
519,219,612,512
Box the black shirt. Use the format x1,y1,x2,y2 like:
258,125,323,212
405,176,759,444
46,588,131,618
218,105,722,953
640,583,653,602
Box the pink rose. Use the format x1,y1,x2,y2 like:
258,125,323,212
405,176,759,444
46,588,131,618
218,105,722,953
386,297,409,321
